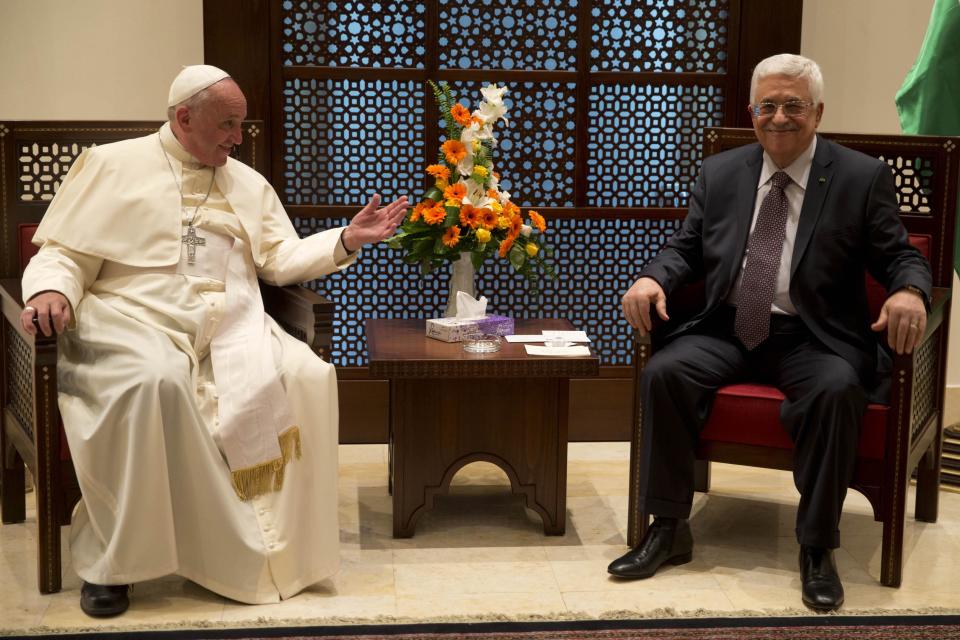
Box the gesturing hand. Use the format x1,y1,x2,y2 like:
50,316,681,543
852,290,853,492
340,194,409,252
21,291,71,337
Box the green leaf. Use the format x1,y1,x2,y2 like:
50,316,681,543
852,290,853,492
444,206,460,225
424,186,443,202
509,244,526,271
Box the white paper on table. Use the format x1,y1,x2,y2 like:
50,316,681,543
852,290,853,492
541,330,591,342
505,331,592,343
525,344,592,357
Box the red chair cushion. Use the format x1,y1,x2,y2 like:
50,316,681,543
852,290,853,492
19,223,40,273
702,384,888,460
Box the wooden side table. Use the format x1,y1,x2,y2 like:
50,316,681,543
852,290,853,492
366,318,599,537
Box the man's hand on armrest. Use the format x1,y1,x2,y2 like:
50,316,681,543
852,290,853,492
622,277,669,337
22,290,71,337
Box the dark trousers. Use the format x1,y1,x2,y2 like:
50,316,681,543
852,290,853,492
638,307,867,549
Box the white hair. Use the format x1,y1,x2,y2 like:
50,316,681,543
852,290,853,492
750,53,824,106
166,86,213,122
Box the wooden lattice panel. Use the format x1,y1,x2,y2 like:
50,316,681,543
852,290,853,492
879,154,934,214
279,0,427,67
587,83,725,207
18,142,92,202
5,323,33,439
590,0,730,72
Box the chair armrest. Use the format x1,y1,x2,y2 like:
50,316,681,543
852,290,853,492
0,279,57,355
260,283,335,360
891,285,950,372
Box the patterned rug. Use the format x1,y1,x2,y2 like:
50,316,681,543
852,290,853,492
8,616,960,640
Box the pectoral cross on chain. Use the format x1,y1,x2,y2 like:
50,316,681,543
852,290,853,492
181,225,206,265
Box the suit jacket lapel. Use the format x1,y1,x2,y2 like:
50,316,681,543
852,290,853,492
791,135,834,278
726,147,765,290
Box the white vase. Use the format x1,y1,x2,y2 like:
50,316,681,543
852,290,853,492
444,252,476,318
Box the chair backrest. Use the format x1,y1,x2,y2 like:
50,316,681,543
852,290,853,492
702,128,960,292
0,120,266,279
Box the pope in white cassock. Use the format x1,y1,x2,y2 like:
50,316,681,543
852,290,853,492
19,65,407,617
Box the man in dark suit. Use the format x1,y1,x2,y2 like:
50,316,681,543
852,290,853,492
608,54,931,612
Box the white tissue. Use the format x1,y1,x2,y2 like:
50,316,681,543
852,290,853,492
456,291,488,319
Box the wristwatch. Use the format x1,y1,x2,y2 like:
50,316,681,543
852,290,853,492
901,284,925,299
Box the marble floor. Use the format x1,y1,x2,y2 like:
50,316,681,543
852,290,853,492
2,442,960,634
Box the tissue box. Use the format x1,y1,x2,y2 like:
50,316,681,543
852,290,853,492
425,315,515,342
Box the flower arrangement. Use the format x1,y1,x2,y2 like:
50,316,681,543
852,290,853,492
386,81,556,296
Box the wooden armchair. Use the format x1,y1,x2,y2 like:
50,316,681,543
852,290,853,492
626,128,958,588
0,120,333,593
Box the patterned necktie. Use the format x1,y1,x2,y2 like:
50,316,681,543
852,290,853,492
734,170,792,350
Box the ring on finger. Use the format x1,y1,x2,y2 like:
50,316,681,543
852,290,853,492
24,306,37,314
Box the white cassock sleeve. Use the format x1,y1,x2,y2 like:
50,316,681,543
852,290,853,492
21,242,104,319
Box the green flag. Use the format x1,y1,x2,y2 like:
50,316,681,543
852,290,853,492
896,0,960,274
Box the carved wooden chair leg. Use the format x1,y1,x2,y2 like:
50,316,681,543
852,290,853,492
879,488,906,588
1,444,26,524
914,442,941,523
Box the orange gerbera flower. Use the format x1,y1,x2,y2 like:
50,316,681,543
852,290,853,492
450,103,473,127
423,203,447,225
528,210,546,232
426,164,450,182
503,201,520,217
459,204,480,229
509,213,523,235
441,140,467,164
498,234,515,257
487,188,500,199
443,225,461,248
478,207,498,230
410,199,433,222
443,182,466,203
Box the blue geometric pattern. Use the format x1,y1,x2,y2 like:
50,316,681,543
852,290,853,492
280,0,427,67
590,0,729,72
443,81,577,207
282,78,425,205
294,216,683,367
439,0,579,71
586,83,725,207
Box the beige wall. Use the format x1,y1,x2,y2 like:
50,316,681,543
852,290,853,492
802,0,960,426
0,0,203,120
2,0,957,422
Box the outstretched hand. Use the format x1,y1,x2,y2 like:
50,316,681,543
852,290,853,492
21,291,71,337
340,194,409,252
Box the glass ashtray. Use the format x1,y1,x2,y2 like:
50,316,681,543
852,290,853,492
463,333,502,353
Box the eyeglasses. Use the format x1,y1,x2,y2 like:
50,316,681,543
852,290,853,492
748,100,814,118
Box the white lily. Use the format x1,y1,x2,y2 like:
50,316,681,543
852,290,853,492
520,224,532,238
480,83,508,105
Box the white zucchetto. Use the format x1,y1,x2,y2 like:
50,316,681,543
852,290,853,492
167,65,231,107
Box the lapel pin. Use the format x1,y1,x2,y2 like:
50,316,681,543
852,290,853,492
818,177,826,184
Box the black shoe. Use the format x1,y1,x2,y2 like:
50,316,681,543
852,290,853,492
80,581,129,617
799,545,844,612
607,517,693,579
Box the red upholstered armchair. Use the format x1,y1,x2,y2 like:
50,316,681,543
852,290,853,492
627,129,958,588
0,120,333,593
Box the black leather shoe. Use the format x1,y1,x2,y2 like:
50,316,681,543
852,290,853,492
80,581,129,617
607,517,693,579
799,545,844,612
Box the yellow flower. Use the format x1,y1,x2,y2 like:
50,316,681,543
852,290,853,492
475,228,491,244
526,243,539,257
471,139,481,153
497,215,511,230
472,165,489,178
489,200,502,213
